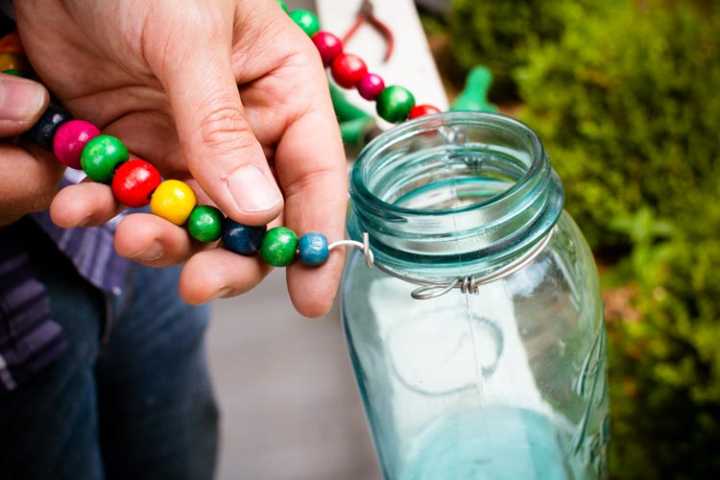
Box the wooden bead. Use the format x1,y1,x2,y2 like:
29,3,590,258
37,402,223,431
409,104,441,120
80,134,129,183
298,233,329,266
289,9,320,37
276,0,289,13
188,205,224,243
2,69,22,76
260,226,298,267
222,219,266,255
0,33,23,54
25,104,71,150
357,73,385,101
312,31,343,67
0,53,26,72
52,120,100,169
376,85,416,123
111,159,162,207
331,53,368,89
150,179,197,225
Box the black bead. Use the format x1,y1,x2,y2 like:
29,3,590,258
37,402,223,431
24,103,72,150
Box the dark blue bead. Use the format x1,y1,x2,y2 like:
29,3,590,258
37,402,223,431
25,103,72,150
222,219,267,256
298,232,329,266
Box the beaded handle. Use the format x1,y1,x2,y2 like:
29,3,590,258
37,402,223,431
1,4,442,270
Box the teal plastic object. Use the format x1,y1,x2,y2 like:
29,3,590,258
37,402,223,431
342,113,609,479
330,82,376,147
452,66,498,113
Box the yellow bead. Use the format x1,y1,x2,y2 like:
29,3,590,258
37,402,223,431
0,53,26,72
150,180,197,225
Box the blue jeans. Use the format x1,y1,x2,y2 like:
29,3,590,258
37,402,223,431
0,227,218,479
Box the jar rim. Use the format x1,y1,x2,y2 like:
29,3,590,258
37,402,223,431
351,112,546,216
347,111,564,279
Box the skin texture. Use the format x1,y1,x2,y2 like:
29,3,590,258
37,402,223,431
1,0,348,317
0,74,61,226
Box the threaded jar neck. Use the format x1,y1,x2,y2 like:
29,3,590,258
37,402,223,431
348,112,564,281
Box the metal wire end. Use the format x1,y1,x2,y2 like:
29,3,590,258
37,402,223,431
328,232,375,268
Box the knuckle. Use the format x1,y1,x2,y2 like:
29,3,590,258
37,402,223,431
199,105,256,152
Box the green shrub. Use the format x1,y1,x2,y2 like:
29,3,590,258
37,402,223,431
513,2,720,478
517,1,720,252
607,211,720,479
446,0,598,100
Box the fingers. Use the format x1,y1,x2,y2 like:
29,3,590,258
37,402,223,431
114,213,195,266
276,104,348,317
0,145,64,225
50,181,120,228
179,248,270,304
153,24,283,227
0,74,49,136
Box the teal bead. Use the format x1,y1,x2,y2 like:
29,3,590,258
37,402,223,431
298,233,329,266
376,85,416,123
188,205,223,243
277,0,289,13
260,227,298,267
80,135,129,183
289,9,320,37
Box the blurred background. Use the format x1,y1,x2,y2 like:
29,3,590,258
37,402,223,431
208,0,720,479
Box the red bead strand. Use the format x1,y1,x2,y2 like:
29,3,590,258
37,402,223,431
331,53,368,89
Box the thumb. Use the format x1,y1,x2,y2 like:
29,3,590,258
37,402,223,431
158,46,283,226
0,74,49,136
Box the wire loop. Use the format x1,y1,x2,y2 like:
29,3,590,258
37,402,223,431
331,230,552,300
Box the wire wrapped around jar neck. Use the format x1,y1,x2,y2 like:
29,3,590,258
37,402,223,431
347,112,564,292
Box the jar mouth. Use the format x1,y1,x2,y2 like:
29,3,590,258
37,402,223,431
352,113,545,216
348,112,564,280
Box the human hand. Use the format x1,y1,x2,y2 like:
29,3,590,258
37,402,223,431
15,0,347,316
0,73,64,226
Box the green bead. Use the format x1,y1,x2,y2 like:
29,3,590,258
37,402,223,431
2,69,22,77
188,205,223,243
80,135,129,183
277,0,289,13
260,226,298,267
376,85,416,123
289,9,320,37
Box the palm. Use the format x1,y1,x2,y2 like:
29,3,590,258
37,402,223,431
17,0,318,182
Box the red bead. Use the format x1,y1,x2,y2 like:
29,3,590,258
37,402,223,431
52,120,100,169
331,53,368,89
357,73,385,101
409,104,442,120
111,158,162,207
312,31,343,67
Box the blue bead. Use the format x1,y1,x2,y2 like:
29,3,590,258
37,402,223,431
298,232,329,266
222,219,267,256
25,103,72,150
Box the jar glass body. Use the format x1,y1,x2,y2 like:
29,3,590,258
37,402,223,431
341,113,608,480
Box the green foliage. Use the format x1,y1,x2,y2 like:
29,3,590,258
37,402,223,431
446,0,598,99
607,203,720,478
512,2,720,478
517,1,720,252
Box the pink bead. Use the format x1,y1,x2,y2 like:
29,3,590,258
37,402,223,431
312,31,343,67
357,73,385,101
52,120,100,169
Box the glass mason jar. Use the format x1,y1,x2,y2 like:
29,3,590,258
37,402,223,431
341,112,609,480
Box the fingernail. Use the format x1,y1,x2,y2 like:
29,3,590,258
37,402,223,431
0,77,47,122
134,242,164,262
227,165,282,213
